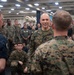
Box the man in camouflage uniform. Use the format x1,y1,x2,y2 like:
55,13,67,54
8,43,28,75
13,19,22,44
31,10,74,75
29,13,53,57
0,20,6,37
4,19,22,58
27,13,53,74
21,22,31,45
4,19,15,58
31,25,36,35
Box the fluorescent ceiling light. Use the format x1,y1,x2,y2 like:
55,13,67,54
59,6,62,9
51,12,53,13
34,3,39,6
15,4,20,7
42,7,45,9
55,2,59,5
46,10,51,12
11,8,14,11
25,8,30,10
16,13,19,15
19,11,24,13
19,11,31,13
8,11,11,13
27,4,33,7
1,0,7,2
16,0,23,3
36,8,40,10
0,5,3,7
50,12,54,15
32,10,36,13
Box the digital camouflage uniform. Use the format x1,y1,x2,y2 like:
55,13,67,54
28,28,53,73
29,28,53,56
31,29,35,35
8,50,28,75
4,25,22,44
4,25,22,58
4,25,15,42
4,25,15,58
13,25,22,44
0,27,6,37
31,36,74,75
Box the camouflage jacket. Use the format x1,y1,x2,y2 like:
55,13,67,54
31,36,74,75
4,25,15,42
29,28,53,56
8,50,28,68
13,25,22,44
0,27,6,37
4,25,22,44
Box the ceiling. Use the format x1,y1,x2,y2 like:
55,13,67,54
0,0,74,19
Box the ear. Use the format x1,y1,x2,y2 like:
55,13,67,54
51,23,55,29
49,21,52,27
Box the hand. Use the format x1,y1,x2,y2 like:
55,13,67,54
24,38,27,40
23,67,28,73
18,61,23,65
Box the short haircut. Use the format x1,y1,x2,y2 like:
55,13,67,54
14,42,23,46
52,10,72,31
40,13,50,19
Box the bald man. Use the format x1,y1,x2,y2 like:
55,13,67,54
31,10,74,75
27,13,53,74
0,12,7,75
29,13,53,57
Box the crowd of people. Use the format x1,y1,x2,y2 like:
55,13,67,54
0,10,74,75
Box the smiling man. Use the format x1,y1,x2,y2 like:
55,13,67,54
29,13,53,57
27,13,53,74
